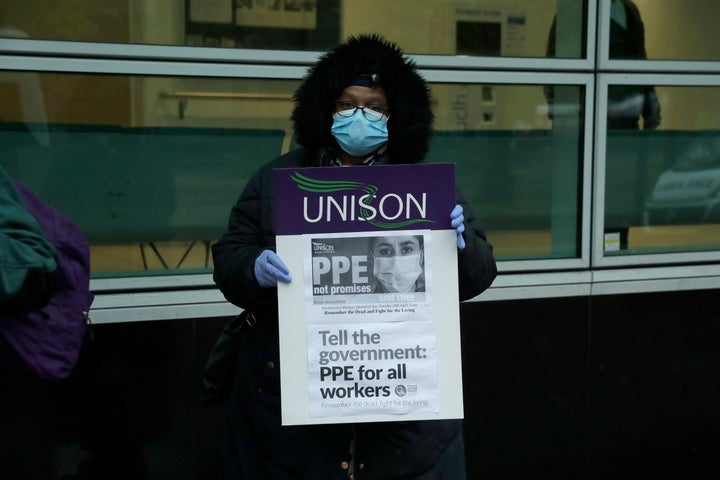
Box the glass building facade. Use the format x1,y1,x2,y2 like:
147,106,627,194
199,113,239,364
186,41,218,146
1,0,719,316
4,2,720,479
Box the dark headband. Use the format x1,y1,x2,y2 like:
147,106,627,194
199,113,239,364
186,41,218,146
349,74,381,88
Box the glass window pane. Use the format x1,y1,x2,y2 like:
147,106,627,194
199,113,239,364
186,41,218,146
604,85,720,255
0,75,585,276
428,83,584,260
0,0,587,59
608,0,720,62
0,71,299,277
545,0,588,59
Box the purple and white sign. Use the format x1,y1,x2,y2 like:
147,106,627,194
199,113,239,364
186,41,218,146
275,163,464,426
272,163,455,235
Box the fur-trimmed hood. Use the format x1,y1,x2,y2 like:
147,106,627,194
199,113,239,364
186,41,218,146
291,34,434,166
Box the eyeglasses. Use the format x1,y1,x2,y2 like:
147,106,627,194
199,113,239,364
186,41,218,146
334,100,390,122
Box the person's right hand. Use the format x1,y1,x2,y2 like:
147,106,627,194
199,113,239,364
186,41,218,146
253,250,292,288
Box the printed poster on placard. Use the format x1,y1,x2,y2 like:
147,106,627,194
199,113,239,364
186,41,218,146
274,163,463,425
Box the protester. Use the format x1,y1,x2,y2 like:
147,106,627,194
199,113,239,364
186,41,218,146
211,33,497,479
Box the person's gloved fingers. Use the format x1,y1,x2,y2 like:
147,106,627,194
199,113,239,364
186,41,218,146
253,254,274,288
450,204,466,250
256,272,274,288
262,264,291,284
450,204,464,228
254,250,292,287
266,251,292,283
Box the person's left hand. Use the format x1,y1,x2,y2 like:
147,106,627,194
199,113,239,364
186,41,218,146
450,204,466,250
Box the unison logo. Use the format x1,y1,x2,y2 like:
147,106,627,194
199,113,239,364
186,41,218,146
291,172,435,229
312,241,335,253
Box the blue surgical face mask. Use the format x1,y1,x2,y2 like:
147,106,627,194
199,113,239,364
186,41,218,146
331,110,388,157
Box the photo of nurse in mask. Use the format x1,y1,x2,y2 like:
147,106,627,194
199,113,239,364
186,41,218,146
369,234,425,293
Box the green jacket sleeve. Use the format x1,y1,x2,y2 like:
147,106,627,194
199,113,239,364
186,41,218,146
0,166,57,303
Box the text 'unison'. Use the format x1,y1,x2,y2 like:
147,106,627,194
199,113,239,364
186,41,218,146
303,193,427,224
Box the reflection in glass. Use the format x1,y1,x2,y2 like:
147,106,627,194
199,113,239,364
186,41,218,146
428,83,583,260
0,0,584,59
608,0,650,60
605,85,720,255
607,85,661,131
0,72,298,276
5,1,720,61
609,0,720,62
545,1,587,59
644,135,720,226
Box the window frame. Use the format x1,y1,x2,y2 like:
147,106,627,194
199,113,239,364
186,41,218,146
3,0,720,324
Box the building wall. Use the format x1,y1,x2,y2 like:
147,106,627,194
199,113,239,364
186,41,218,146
3,288,719,479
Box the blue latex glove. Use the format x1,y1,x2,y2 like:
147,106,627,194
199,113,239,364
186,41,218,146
253,250,292,288
450,204,466,250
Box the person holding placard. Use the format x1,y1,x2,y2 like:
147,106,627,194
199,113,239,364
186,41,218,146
211,33,497,480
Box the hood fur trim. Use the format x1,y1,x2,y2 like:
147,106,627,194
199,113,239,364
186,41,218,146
291,33,434,165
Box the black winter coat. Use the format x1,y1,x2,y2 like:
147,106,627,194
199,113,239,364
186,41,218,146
212,148,497,479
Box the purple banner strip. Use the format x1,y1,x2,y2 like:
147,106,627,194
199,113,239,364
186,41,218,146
273,163,455,235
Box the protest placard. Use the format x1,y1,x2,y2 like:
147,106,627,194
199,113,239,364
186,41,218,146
274,163,463,425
